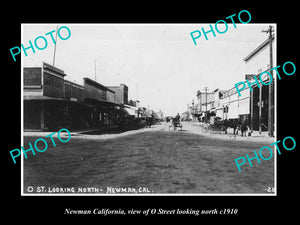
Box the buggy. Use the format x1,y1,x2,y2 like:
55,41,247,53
169,117,182,131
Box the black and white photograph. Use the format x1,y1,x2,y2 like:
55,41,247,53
21,23,277,195
4,3,299,221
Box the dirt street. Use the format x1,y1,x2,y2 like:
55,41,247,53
23,122,275,194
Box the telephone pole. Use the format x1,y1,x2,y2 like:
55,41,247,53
204,87,208,123
258,69,262,134
262,25,274,137
52,26,58,66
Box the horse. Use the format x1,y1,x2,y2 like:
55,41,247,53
238,121,249,137
223,119,239,135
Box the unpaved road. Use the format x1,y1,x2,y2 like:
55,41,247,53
23,123,275,194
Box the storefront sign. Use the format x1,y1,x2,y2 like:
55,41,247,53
70,97,78,102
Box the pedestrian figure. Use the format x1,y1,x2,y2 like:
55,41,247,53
175,113,180,122
240,120,249,137
145,117,151,128
172,113,182,131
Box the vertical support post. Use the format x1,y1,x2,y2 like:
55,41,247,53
268,26,274,137
52,26,58,67
263,25,274,137
250,88,254,131
259,80,262,134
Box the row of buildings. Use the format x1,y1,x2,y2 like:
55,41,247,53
183,31,275,135
23,62,153,131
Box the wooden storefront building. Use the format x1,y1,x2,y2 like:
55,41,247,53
23,62,125,131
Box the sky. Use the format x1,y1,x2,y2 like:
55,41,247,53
22,23,274,116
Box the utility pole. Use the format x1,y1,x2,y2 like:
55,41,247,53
192,99,195,121
204,87,208,123
52,26,58,66
262,25,274,137
259,70,262,134
136,83,139,101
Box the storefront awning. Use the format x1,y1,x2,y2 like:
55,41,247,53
84,98,122,108
123,104,138,116
124,107,136,116
23,95,65,101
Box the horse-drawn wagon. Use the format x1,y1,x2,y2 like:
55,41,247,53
200,116,226,133
169,117,182,131
200,116,249,136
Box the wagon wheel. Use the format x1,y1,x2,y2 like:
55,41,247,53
216,126,223,134
219,125,227,132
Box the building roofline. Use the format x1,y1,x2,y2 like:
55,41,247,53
107,84,128,88
43,62,66,77
83,77,111,91
64,79,85,89
107,86,120,88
